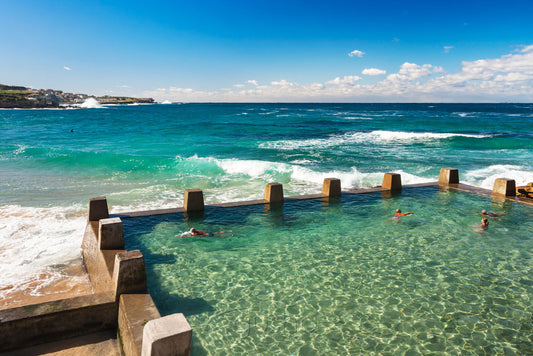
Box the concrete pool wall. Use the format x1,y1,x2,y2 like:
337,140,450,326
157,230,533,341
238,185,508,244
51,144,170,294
0,168,528,355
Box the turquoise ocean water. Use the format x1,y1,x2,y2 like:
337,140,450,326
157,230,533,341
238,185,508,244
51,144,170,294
1,103,533,352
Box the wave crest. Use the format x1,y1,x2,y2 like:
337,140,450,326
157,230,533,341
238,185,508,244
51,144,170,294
463,165,533,189
260,130,492,150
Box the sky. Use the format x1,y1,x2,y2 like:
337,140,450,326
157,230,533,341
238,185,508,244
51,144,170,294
1,0,533,102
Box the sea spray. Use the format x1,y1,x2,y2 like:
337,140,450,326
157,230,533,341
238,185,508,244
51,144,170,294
79,97,102,108
0,204,86,297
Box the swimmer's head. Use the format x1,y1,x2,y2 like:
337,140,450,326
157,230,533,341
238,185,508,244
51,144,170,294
482,218,489,225
190,228,197,233
481,210,487,214
396,209,401,213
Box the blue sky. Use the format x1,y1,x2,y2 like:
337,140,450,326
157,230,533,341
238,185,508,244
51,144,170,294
2,0,533,102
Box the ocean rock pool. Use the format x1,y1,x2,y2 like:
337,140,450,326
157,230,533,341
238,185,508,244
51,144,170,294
124,186,533,355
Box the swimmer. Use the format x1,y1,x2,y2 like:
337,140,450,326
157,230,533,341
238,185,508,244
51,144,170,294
471,217,489,232
176,227,231,238
389,209,414,223
394,209,414,218
479,209,507,220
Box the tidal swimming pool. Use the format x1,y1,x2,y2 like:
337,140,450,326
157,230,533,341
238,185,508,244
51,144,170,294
124,187,533,355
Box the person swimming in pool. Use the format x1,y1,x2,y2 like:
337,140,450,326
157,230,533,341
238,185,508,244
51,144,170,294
176,227,230,238
394,209,414,218
471,217,489,232
389,209,414,223
479,209,507,219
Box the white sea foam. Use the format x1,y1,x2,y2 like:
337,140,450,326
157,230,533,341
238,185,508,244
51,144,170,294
367,130,490,141
0,204,87,296
260,130,491,150
214,158,292,178
463,165,533,189
13,144,27,156
211,157,432,190
108,185,186,212
80,98,103,108
344,116,373,120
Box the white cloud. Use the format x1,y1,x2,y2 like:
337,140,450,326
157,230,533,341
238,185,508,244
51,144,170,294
519,44,533,53
143,45,533,103
362,68,386,76
325,76,362,85
348,50,365,58
444,46,454,53
63,66,71,71
246,80,259,86
234,84,245,88
386,62,439,82
271,79,294,86
119,85,130,88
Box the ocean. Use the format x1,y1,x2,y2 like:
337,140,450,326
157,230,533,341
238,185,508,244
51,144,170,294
1,103,532,299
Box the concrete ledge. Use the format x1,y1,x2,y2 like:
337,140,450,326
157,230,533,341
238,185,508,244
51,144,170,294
99,217,125,250
82,222,116,293
382,173,402,191
1,330,120,356
322,178,341,198
492,178,516,197
184,189,204,212
142,313,192,356
113,251,147,299
264,183,284,204
89,196,110,222
118,294,161,356
438,168,459,185
0,292,116,352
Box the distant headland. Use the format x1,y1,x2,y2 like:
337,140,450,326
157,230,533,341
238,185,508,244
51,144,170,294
0,84,154,108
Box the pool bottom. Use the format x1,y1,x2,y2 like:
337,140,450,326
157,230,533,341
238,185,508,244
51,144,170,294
124,187,533,355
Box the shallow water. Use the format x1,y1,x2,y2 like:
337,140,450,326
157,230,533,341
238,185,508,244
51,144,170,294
124,187,533,355
1,103,532,296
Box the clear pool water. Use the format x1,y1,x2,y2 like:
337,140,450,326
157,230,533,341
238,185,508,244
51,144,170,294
124,187,533,355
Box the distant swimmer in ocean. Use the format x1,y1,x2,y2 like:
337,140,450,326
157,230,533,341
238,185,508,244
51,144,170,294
479,209,507,220
471,217,489,232
176,227,231,238
389,209,414,223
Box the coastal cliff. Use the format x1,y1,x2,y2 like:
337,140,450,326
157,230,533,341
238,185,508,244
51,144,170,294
0,84,154,108
96,95,155,105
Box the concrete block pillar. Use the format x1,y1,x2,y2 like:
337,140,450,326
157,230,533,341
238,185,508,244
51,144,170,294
142,313,192,356
264,183,284,204
492,178,516,197
322,178,341,198
438,168,459,185
183,189,204,212
112,250,147,299
98,217,124,250
88,196,109,221
382,173,402,191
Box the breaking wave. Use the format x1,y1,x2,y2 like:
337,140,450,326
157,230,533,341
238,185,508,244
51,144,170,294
80,98,103,108
462,165,533,189
260,130,492,150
